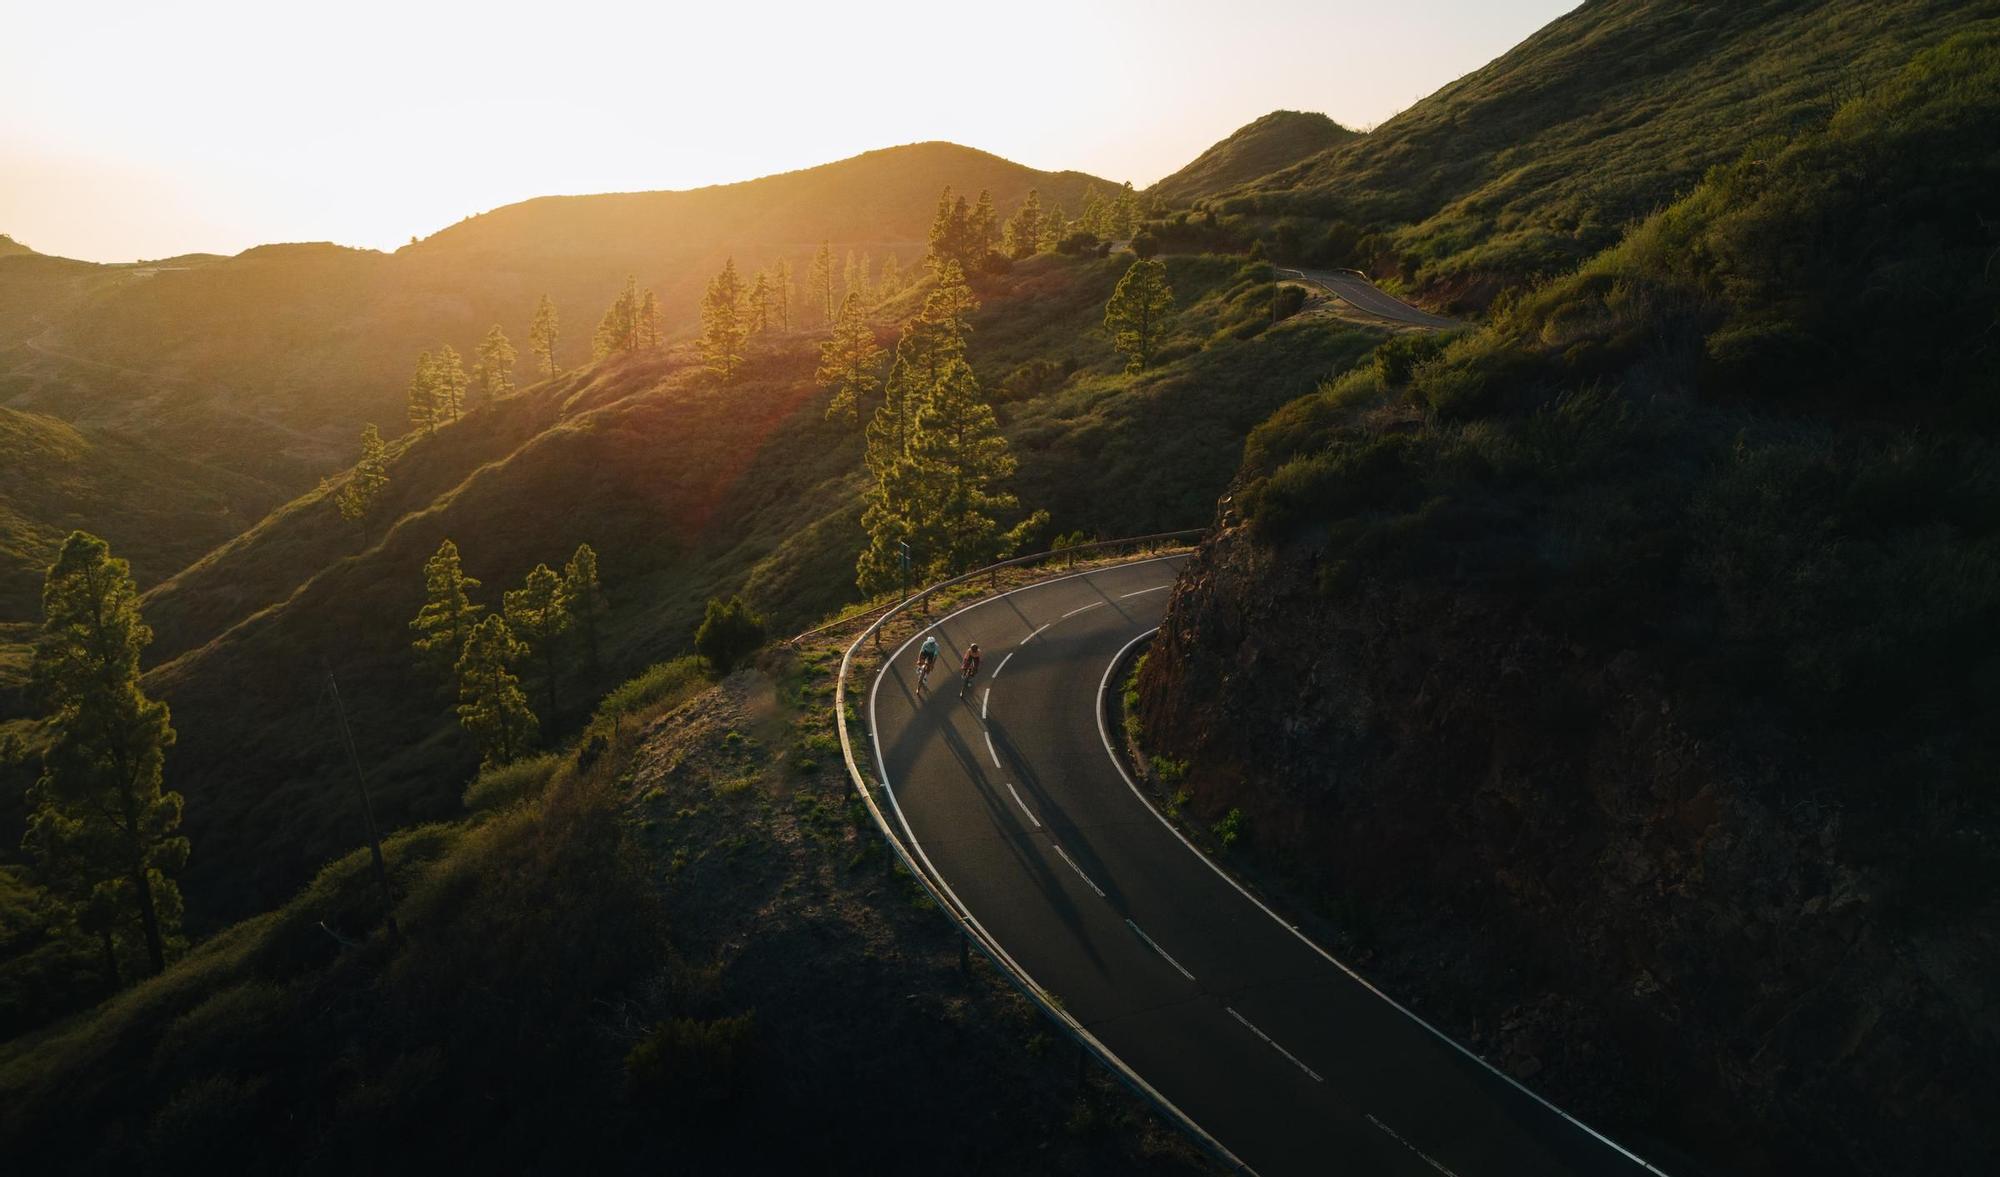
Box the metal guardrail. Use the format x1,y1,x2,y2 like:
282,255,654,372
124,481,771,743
789,529,1206,647
820,531,1254,1172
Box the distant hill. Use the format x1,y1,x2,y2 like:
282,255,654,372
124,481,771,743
0,143,1112,617
0,236,35,260
1223,0,1988,286
1148,111,1356,205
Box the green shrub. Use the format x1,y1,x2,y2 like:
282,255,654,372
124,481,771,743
624,1012,758,1109
463,753,561,812
1212,807,1245,849
1273,284,1307,321
593,656,708,728
694,597,767,675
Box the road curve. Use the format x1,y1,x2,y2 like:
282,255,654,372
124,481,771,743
1278,267,1463,330
868,558,1664,1177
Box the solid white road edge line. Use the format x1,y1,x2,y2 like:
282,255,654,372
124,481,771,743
1053,843,1107,899
1095,628,1673,1176
1225,1006,1325,1083
1007,783,1042,829
864,556,1256,1176
1124,918,1197,982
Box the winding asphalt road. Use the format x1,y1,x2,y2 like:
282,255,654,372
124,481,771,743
868,558,1664,1177
1278,267,1463,330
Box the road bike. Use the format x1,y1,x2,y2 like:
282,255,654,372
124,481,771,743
915,656,933,697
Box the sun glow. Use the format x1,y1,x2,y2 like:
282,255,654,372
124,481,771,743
1,0,1577,262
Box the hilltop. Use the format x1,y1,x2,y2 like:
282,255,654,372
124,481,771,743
0,143,1118,620
0,236,35,260
1215,0,1989,294
1148,111,1356,205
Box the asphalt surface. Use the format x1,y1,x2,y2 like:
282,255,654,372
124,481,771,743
868,558,1661,1177
1279,267,1463,330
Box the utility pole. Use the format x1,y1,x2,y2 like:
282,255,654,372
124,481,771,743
326,667,400,942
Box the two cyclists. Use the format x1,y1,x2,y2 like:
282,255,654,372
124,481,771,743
913,636,982,700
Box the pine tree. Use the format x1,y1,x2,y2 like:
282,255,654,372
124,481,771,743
25,532,186,977
878,254,902,297
857,253,873,303
594,274,642,359
699,257,747,381
504,563,571,726
406,350,437,434
906,357,1039,573
857,264,979,593
1104,257,1176,372
1079,185,1108,237
432,344,469,423
1110,181,1142,239
926,187,980,276
410,539,483,679
329,423,389,544
819,291,884,427
1004,190,1044,259
842,250,858,305
1040,204,1068,251
969,189,998,260
774,259,794,330
529,294,560,377
806,243,835,327
474,324,516,405
638,288,661,349
563,543,606,679
746,271,771,336
456,615,535,766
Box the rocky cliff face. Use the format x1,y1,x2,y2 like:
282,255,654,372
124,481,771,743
1137,511,1994,1177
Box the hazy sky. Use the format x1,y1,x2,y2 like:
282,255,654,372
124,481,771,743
1,0,1578,263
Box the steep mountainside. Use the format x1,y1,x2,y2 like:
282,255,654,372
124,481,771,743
0,250,1377,931
1219,0,1993,289
1148,111,1356,206
1138,26,2000,1176
0,144,1114,621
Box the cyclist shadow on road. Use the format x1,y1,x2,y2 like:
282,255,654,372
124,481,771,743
921,713,1110,972
985,721,1130,918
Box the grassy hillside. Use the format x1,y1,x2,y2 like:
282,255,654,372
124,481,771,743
1148,111,1356,205
0,647,1214,1175
0,249,1378,933
1210,0,1991,295
1139,26,2000,1175
0,236,35,260
0,405,286,656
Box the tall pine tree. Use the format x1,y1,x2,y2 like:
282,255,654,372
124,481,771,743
747,271,771,336
819,292,884,427
1104,258,1176,372
25,532,186,978
563,543,606,680
329,423,389,544
906,357,1040,573
474,324,517,405
529,294,560,377
433,345,469,422
456,616,535,766
410,539,483,680
504,564,571,726
1004,190,1043,259
806,243,835,327
699,257,747,381
406,350,437,434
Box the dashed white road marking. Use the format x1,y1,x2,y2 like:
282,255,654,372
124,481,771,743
1367,1114,1462,1176
983,730,1001,768
1006,783,1042,829
993,650,1015,679
1020,622,1051,645
1124,919,1196,982
1120,585,1170,598
981,687,990,719
1052,843,1106,898
1225,1007,1324,1083
1062,601,1105,619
